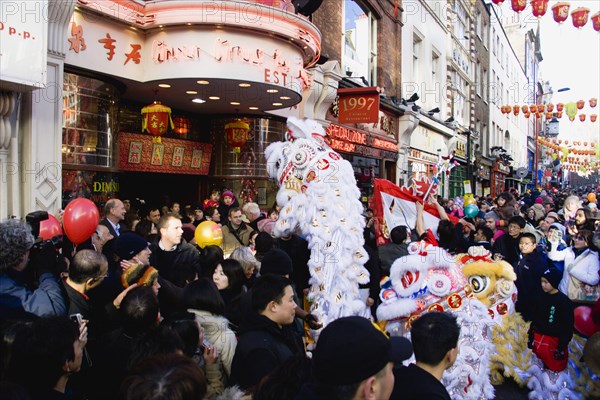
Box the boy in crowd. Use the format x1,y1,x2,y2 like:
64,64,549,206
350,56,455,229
515,232,548,322
528,268,573,372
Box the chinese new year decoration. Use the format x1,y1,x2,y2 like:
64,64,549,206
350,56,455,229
173,117,191,135
531,0,549,18
592,11,600,31
577,100,585,110
571,7,590,29
579,114,586,122
552,2,570,23
590,98,598,108
492,0,505,4
592,115,598,122
511,0,527,13
225,119,250,162
141,101,174,143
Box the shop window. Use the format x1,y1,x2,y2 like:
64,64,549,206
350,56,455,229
62,73,118,168
342,0,377,85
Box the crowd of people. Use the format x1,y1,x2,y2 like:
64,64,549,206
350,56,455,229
0,185,599,400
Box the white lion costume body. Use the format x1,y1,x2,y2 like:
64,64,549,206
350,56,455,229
376,240,496,400
265,117,371,332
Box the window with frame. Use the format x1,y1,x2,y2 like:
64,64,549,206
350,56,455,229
453,1,468,48
482,68,488,102
342,0,377,85
412,32,422,88
432,49,440,87
475,61,481,97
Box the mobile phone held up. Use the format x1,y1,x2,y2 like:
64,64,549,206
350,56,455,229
70,313,83,327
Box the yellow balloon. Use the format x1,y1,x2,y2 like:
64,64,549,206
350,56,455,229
194,221,223,249
464,194,475,206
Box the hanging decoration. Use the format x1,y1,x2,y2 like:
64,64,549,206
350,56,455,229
141,101,174,143
591,114,598,122
557,103,565,112
546,103,554,112
530,0,549,18
173,117,191,135
225,119,250,163
571,7,590,28
511,0,527,13
590,98,598,108
492,0,505,4
592,11,600,31
579,114,586,122
565,102,578,121
552,2,571,23
577,100,585,110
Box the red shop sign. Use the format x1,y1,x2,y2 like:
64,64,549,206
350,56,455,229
337,87,380,124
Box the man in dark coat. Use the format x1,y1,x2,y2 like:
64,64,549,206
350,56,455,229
378,225,410,275
230,274,304,390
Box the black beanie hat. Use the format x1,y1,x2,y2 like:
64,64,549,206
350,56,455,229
542,267,563,290
260,248,293,276
115,232,148,260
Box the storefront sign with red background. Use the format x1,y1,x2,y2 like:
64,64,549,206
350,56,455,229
119,132,212,175
337,87,380,124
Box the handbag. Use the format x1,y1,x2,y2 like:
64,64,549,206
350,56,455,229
566,250,600,303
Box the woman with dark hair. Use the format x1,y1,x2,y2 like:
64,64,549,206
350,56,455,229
213,259,246,301
183,278,237,386
548,229,600,303
161,311,223,398
199,245,224,279
134,219,158,241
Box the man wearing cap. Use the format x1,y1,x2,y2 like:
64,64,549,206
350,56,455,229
391,312,459,400
230,274,304,390
296,315,412,400
115,232,160,296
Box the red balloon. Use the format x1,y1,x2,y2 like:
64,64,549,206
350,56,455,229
39,214,62,240
63,198,99,245
574,306,600,337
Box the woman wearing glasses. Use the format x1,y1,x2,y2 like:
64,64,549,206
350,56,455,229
548,229,599,303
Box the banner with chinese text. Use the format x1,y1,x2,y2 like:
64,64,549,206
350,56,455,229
118,132,212,175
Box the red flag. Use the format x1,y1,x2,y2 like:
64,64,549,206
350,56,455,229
372,178,458,246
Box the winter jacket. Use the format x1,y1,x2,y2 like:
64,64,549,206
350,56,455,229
149,239,201,287
548,243,600,296
515,246,549,321
220,223,255,256
0,270,66,319
188,308,237,378
378,242,409,275
230,313,304,390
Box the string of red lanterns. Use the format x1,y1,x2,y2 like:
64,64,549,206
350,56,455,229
491,0,600,31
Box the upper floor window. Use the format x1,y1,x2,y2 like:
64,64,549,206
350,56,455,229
343,0,377,85
453,1,468,48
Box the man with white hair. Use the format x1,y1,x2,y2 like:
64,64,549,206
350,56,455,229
242,202,266,232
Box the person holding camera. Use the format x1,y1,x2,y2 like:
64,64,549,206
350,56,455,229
0,218,67,320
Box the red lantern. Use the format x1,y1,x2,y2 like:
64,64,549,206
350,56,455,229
524,112,531,119
552,2,570,23
511,0,527,13
584,142,588,146
565,140,569,145
225,119,250,162
592,11,600,32
546,103,554,112
522,105,529,113
492,0,505,4
513,105,520,116
557,103,564,112
590,98,598,108
141,101,174,143
529,104,538,113
557,111,563,118
558,139,562,144
571,7,590,29
591,114,598,122
579,114,586,122
173,117,191,135
530,0,549,17
536,112,542,119
545,112,552,119
577,100,585,110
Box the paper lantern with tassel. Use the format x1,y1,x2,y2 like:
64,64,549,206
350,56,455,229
557,111,563,118
522,105,529,113
557,103,564,112
591,114,597,122
141,101,174,143
577,100,585,110
590,98,598,108
571,7,590,29
579,114,586,122
546,103,554,112
225,119,250,163
531,0,549,17
530,104,538,113
552,2,570,23
545,112,553,119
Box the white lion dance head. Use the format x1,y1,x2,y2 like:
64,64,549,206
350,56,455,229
266,117,371,333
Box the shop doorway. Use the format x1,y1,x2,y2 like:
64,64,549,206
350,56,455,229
118,172,202,209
